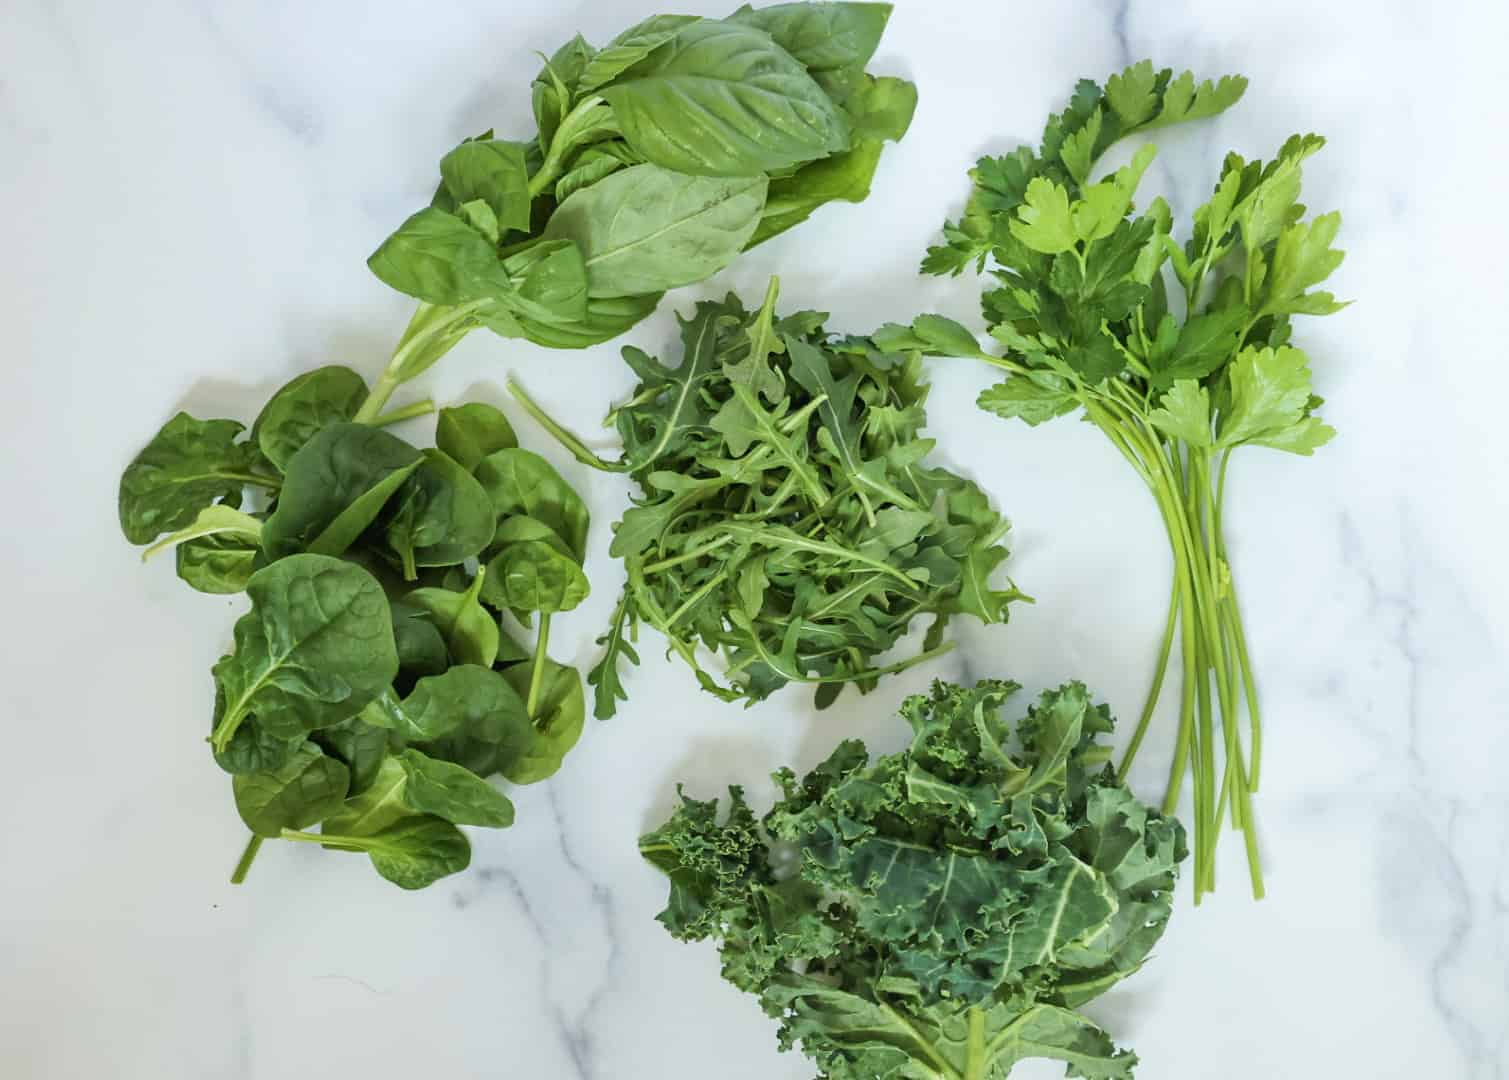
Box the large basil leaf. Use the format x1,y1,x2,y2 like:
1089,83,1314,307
435,402,517,472
598,21,849,176
513,291,663,349
438,139,531,234
119,413,266,544
500,239,588,323
261,423,422,559
575,15,699,93
474,448,590,561
367,207,511,305
396,748,515,828
543,164,766,298
232,741,350,837
211,555,398,749
381,450,495,577
253,366,369,470
728,2,891,101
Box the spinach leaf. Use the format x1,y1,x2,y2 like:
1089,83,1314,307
435,402,518,472
381,450,495,578
141,504,263,562
311,715,391,796
261,423,423,559
599,21,849,176
212,710,304,776
119,413,275,544
412,666,534,778
210,554,398,751
232,741,350,837
482,540,589,615
499,658,586,784
543,164,768,298
396,748,515,828
309,816,471,890
321,755,410,836
389,599,450,678
253,366,369,470
474,448,590,561
177,532,259,594
405,568,501,668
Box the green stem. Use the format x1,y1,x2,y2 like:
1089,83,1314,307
507,378,626,472
353,300,487,423
1118,573,1177,780
964,1007,986,1080
219,471,283,490
230,834,263,884
527,613,551,722
370,398,436,428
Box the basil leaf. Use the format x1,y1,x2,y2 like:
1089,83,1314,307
598,21,849,176
439,139,531,234
543,163,767,298
367,207,510,304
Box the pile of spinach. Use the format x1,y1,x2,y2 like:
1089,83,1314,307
351,2,916,423
119,369,591,888
909,63,1345,899
642,678,1185,1079
513,280,1019,719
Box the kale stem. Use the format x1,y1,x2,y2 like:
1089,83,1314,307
964,1007,986,1080
527,612,551,722
230,834,263,885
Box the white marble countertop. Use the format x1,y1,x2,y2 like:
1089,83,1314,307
3,1,1506,1077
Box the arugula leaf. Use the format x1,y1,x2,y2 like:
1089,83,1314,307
644,680,1184,1079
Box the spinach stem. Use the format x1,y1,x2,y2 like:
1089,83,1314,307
230,834,263,884
370,398,436,428
527,613,551,721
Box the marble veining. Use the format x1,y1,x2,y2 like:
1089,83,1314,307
2,1,1505,1078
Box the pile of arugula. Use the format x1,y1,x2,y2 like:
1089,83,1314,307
119,370,592,888
513,280,1019,719
905,63,1345,898
352,2,916,422
643,679,1185,1079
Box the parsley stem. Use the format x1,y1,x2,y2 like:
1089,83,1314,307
1118,574,1177,780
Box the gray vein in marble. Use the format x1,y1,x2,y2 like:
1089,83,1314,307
193,2,322,144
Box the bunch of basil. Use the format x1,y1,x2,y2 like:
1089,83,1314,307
352,3,916,422
119,368,591,888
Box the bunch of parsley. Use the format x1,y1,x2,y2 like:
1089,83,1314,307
908,63,1346,899
514,280,1019,719
643,679,1185,1079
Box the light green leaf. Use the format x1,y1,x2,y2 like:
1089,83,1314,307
1218,345,1317,446
141,504,262,562
439,139,532,234
1009,177,1077,254
1147,380,1213,446
397,748,515,828
978,377,1077,426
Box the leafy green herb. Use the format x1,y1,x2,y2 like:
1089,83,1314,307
119,374,596,889
918,62,1345,900
513,279,1018,719
352,3,914,424
643,679,1185,1079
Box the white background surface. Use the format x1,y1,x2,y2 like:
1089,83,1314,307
3,1,1507,1077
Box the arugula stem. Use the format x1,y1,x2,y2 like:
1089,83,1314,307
527,613,551,722
370,397,436,427
230,834,263,884
507,378,627,471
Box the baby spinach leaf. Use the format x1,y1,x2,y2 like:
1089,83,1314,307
232,741,350,838
389,599,450,678
382,450,495,578
315,815,471,890
210,555,398,751
253,366,369,470
396,748,515,828
482,540,590,615
439,139,531,234
475,448,590,561
177,532,259,594
599,20,849,176
405,568,500,668
141,504,263,562
212,710,304,776
368,208,511,305
543,164,768,298
413,666,535,778
311,715,391,796
491,515,576,561
261,423,423,559
435,402,518,472
500,658,586,784
321,755,410,836
119,413,273,544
